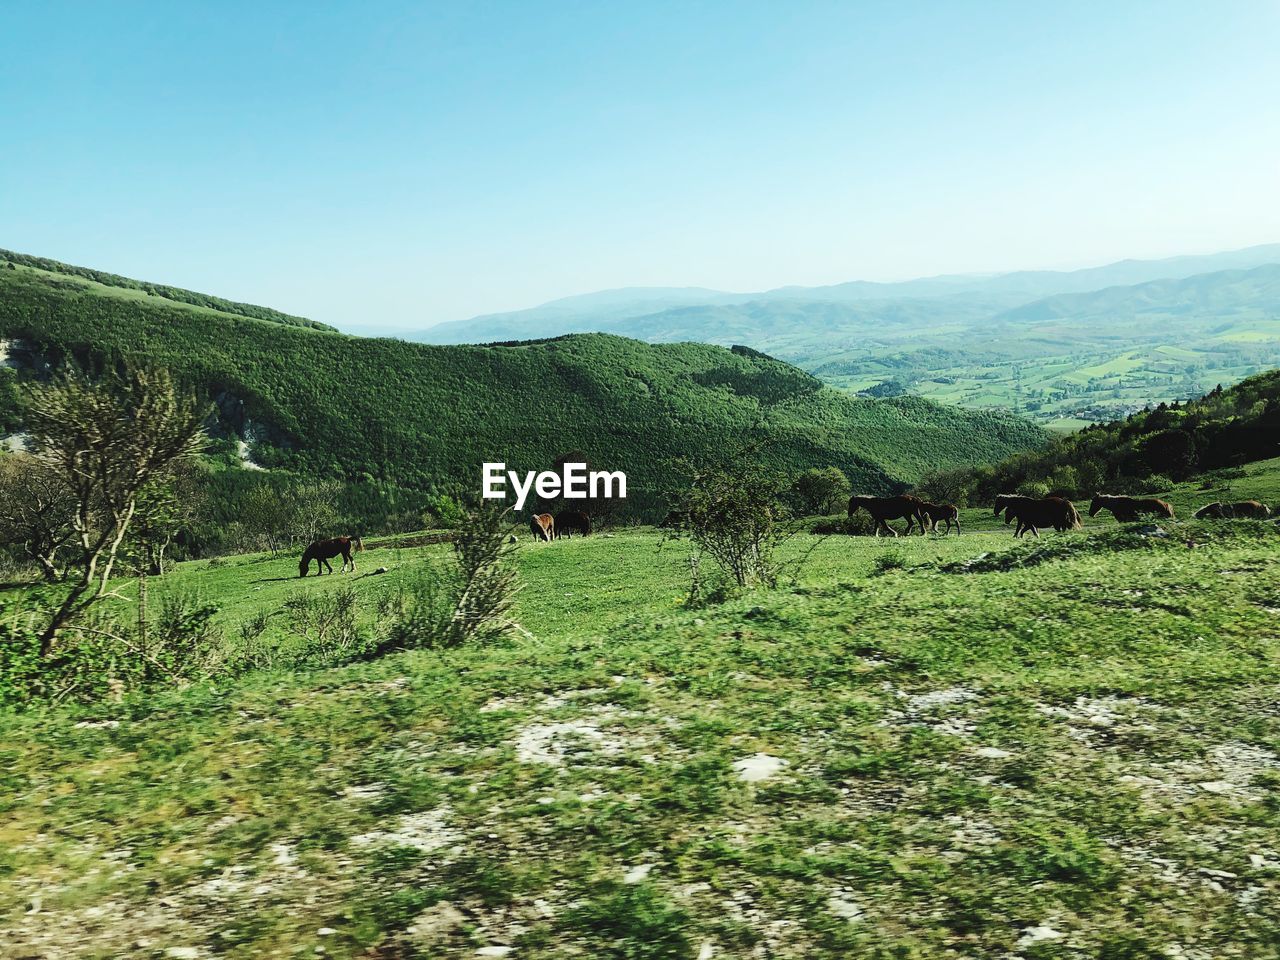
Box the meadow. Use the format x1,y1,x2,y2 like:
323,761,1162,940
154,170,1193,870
3,461,1279,958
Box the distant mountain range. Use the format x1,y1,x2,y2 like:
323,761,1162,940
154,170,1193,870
411,244,1280,428
417,243,1280,344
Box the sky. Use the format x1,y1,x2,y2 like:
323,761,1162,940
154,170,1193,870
2,1,1278,332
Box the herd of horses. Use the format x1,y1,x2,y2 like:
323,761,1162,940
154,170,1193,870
295,492,1272,575
848,492,1271,539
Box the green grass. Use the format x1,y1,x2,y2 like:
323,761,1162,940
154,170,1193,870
4,463,1280,957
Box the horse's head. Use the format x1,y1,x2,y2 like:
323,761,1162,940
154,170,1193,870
1193,503,1216,520
353,536,365,552
298,556,309,578
847,496,864,517
993,494,1009,516
1088,494,1105,517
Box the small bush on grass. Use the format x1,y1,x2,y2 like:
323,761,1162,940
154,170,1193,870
873,550,909,574
284,586,365,664
812,512,876,536
381,505,523,652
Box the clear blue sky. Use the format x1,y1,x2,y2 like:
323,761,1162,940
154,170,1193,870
2,1,1278,330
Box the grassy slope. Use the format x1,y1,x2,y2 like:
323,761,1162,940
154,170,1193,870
0,263,1043,509
0,251,330,331
3,462,1280,958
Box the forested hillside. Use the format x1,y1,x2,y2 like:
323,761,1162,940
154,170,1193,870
0,255,1044,522
0,249,331,331
919,368,1280,504
420,247,1280,429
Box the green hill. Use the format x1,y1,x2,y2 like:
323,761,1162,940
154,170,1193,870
417,249,1280,428
0,254,1044,520
0,249,332,331
923,368,1280,505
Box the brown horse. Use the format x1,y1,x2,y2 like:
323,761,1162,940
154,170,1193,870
1089,494,1175,523
529,513,555,542
1195,500,1271,520
848,494,927,537
994,495,1080,537
554,509,592,538
919,501,961,536
299,536,363,577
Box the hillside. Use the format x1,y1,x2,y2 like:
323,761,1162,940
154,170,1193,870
416,245,1280,428
4,460,1280,957
0,249,332,331
0,256,1044,518
999,262,1280,322
923,368,1280,506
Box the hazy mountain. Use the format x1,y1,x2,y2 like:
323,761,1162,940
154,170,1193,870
415,243,1280,345
998,263,1280,323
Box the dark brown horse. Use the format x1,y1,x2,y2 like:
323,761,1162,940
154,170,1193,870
1195,500,1271,520
530,513,555,542
919,501,961,536
554,510,592,538
848,494,927,537
1089,494,1175,523
994,495,1081,537
299,536,363,577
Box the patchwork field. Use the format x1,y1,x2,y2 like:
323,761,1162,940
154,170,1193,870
818,335,1280,430
3,462,1280,958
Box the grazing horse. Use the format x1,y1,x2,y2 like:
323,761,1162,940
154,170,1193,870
1088,494,1175,523
848,494,927,537
994,495,1080,537
919,501,961,536
554,509,592,538
529,513,555,542
299,536,363,577
1195,500,1271,520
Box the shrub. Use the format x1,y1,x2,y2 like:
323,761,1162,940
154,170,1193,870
812,512,876,536
1016,479,1050,499
790,467,851,517
424,493,466,529
383,505,523,651
873,550,908,574
284,587,365,663
679,460,790,589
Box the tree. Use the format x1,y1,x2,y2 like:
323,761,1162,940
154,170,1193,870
678,460,790,590
127,465,206,576
0,453,77,581
790,467,851,516
25,364,207,654
290,479,342,545
241,482,294,556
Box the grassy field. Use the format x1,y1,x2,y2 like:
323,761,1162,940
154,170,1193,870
820,336,1280,428
3,464,1280,958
